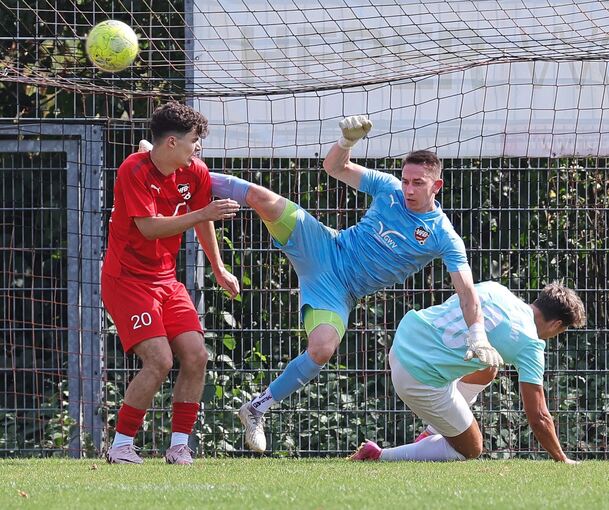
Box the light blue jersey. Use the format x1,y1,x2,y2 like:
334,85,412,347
392,282,546,388
278,168,471,327
337,169,470,299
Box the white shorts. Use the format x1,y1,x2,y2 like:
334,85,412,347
389,348,474,437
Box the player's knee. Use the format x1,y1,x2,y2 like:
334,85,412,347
244,184,265,207
145,355,174,380
246,184,281,211
192,344,209,370
462,438,483,459
180,344,209,373
461,365,498,386
307,343,336,364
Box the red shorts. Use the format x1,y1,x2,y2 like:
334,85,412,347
101,273,203,353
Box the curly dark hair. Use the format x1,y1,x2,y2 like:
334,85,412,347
150,101,209,141
533,282,586,328
403,150,442,179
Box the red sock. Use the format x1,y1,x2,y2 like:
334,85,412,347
172,402,200,434
116,403,147,437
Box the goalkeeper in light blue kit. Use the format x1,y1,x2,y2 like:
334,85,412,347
174,116,504,452
350,281,586,464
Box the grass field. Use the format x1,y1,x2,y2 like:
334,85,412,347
1,458,607,509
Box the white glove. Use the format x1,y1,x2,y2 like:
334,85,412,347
338,115,373,149
463,323,504,367
138,139,152,152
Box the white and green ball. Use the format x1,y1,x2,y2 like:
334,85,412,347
85,20,139,72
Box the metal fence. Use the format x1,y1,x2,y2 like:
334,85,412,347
0,123,104,455
1,121,607,458
1,0,608,460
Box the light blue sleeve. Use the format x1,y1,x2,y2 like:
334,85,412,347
514,340,546,385
358,168,401,197
438,222,471,273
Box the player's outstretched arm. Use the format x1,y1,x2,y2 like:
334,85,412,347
450,270,503,367
520,382,577,463
134,199,240,240
194,221,240,298
322,115,372,189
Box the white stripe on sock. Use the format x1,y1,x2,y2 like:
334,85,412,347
112,432,134,448
170,432,190,448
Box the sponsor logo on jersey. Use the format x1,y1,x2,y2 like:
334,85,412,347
389,194,399,208
376,221,406,250
150,184,161,194
414,226,431,245
177,183,191,200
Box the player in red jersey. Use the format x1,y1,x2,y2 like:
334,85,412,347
102,102,241,465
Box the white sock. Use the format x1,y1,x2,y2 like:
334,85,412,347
424,424,439,435
379,434,466,462
112,432,134,448
250,388,276,414
457,381,488,406
170,432,190,448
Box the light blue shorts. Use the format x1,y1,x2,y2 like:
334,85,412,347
274,206,354,329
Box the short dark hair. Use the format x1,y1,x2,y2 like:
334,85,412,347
150,101,208,141
533,282,586,328
403,150,442,179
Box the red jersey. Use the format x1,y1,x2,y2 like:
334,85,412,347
102,152,212,282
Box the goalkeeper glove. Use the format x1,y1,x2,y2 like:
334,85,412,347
463,323,504,367
338,115,373,149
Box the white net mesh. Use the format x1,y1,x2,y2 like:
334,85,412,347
191,0,609,96
189,0,609,157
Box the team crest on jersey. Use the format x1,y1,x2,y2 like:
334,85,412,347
414,226,430,245
177,183,191,200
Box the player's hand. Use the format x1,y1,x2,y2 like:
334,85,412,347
338,115,373,149
199,199,240,221
464,335,504,367
138,139,152,152
214,266,240,298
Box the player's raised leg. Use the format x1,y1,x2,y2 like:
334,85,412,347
137,141,287,231
216,175,348,452
210,172,290,228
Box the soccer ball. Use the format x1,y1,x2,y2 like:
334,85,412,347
85,20,139,72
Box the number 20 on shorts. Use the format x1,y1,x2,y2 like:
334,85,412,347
131,312,152,329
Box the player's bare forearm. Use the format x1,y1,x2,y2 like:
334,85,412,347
528,414,568,461
450,269,503,366
460,292,483,327
134,210,211,240
323,142,350,176
134,199,239,240
521,382,568,462
450,270,484,327
322,145,365,188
